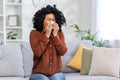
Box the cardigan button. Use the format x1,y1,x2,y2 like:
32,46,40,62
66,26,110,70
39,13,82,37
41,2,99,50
50,62,52,65
49,68,52,72
50,57,52,59
50,50,52,53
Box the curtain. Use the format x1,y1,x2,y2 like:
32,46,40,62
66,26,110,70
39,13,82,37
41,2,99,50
96,0,120,40
96,0,120,47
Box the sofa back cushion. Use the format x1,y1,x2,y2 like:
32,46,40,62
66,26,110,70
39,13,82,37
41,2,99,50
21,42,33,77
62,40,92,73
0,44,24,77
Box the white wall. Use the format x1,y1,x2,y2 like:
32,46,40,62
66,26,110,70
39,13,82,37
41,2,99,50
78,0,92,29
22,0,92,41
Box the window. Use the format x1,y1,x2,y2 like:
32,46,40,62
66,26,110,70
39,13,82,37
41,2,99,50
96,0,120,40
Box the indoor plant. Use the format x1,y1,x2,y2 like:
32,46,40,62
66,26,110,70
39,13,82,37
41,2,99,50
7,31,18,39
71,24,106,47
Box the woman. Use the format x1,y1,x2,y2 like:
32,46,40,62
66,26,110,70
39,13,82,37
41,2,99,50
29,5,67,80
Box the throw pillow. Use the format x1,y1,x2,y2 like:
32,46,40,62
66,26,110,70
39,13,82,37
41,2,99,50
89,47,120,77
0,44,24,77
67,44,84,70
80,48,93,75
62,40,92,73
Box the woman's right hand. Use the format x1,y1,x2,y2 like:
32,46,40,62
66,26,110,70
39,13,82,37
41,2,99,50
45,23,53,38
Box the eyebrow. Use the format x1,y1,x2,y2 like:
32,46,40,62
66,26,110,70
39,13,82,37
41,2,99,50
47,18,55,20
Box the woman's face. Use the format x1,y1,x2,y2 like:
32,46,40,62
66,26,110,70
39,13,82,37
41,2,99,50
43,13,56,29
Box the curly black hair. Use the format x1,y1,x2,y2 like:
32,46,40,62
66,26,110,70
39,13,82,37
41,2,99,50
32,5,66,32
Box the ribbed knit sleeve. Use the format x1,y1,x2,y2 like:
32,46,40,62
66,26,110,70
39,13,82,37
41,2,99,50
53,32,67,56
30,30,49,57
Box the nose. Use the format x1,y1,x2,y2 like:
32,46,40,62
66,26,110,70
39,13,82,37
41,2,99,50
50,21,54,25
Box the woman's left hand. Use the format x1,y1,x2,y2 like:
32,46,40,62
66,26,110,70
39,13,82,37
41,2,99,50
53,23,59,36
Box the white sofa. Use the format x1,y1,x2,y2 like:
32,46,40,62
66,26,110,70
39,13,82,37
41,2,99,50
0,41,119,80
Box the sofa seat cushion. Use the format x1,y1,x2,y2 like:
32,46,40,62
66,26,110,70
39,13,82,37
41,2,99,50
65,73,119,80
0,77,25,80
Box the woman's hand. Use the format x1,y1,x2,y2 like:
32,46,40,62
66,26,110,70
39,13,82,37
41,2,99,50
53,23,59,36
45,23,53,38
